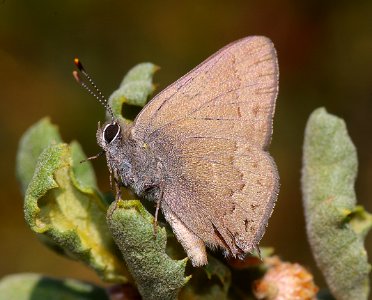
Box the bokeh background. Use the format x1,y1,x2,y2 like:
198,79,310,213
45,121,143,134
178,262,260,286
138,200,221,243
1,0,372,292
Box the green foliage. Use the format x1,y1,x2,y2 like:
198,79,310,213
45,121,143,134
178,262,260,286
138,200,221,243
108,62,158,122
16,117,62,194
13,63,372,300
107,200,189,300
23,140,128,282
0,274,109,300
302,107,372,300
179,255,232,300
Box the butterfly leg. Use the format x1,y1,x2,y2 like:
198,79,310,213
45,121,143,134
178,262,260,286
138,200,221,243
153,181,164,238
255,245,262,260
80,150,105,164
153,199,161,238
108,177,122,219
109,173,113,191
114,177,122,201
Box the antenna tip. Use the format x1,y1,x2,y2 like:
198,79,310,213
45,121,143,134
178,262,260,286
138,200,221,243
72,70,81,84
74,58,84,71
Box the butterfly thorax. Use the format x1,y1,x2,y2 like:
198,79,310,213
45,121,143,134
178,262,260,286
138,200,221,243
97,120,163,201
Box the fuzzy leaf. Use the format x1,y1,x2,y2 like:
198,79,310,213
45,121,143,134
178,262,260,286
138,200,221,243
179,255,231,300
0,273,109,300
16,118,66,254
24,142,128,283
16,117,62,194
108,62,158,122
107,200,189,300
302,107,372,300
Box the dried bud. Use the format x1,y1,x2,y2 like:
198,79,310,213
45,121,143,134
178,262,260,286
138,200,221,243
253,256,318,300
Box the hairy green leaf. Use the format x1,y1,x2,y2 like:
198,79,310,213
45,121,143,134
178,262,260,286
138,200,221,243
24,142,128,283
107,200,189,300
302,107,372,300
16,117,62,194
108,62,158,122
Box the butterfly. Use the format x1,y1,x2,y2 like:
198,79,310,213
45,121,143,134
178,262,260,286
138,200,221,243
74,36,279,266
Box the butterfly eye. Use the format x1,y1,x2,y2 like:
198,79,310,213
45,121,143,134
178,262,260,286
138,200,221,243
103,123,120,144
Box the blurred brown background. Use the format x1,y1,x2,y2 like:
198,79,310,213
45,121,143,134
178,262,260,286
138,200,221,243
1,0,372,291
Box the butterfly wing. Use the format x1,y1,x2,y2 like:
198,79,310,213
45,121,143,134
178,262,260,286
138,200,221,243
132,36,279,259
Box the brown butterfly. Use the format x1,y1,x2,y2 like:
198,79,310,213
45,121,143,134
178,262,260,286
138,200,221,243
74,36,279,266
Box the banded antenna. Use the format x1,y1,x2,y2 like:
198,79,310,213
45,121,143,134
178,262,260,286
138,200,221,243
73,58,115,120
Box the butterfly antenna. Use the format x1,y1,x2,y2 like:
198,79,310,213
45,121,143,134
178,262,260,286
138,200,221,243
73,58,115,120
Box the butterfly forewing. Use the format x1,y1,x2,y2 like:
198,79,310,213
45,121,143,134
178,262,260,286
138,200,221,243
132,36,279,257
